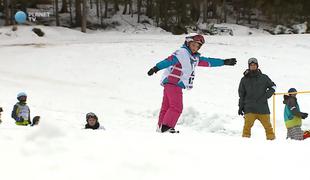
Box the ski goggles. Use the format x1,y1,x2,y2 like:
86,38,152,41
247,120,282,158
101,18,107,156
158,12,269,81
192,35,205,45
186,35,205,45
248,58,258,64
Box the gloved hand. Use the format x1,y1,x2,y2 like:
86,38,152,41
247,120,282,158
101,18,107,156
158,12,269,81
17,117,24,122
147,66,159,76
224,58,237,66
0,107,3,112
238,107,244,116
301,112,308,119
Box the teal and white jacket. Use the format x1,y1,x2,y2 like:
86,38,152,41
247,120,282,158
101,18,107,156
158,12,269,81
155,44,225,90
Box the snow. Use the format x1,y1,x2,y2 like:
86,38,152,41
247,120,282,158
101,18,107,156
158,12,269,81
292,22,308,34
1,25,310,180
273,22,308,35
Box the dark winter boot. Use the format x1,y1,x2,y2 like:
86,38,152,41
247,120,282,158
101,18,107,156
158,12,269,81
161,125,179,133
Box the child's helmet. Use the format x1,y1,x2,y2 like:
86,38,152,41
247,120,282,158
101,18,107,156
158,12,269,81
288,88,297,93
185,33,205,45
17,92,27,100
86,112,98,121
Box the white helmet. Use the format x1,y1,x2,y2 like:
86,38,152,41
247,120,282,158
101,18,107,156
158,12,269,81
17,92,27,99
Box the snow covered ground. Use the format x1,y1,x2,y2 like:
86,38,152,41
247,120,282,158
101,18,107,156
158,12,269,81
1,25,310,180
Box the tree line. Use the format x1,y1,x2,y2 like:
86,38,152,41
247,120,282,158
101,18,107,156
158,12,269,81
0,0,309,33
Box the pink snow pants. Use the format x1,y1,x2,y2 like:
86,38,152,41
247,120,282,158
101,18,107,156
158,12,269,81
158,84,183,128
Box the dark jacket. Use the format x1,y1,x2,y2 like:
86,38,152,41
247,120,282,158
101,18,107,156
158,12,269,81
85,122,105,130
283,95,302,117
283,95,304,128
238,69,276,114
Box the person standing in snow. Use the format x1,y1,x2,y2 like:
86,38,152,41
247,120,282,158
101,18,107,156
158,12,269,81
238,58,276,140
84,112,105,130
11,92,31,126
283,88,310,140
147,33,237,133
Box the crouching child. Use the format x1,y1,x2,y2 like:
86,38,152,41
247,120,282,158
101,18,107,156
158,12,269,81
283,88,310,140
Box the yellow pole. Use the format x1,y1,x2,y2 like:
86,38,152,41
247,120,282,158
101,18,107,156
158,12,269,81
273,94,276,134
274,91,310,95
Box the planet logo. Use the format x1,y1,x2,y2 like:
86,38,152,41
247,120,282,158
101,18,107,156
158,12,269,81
14,11,27,24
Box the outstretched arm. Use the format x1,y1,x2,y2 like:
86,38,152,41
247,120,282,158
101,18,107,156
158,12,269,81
156,55,179,70
199,56,224,67
147,55,179,76
199,57,236,67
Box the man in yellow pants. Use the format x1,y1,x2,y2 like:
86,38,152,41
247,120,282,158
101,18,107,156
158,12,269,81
238,58,276,140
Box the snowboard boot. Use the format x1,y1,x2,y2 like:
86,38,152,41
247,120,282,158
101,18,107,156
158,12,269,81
160,124,179,133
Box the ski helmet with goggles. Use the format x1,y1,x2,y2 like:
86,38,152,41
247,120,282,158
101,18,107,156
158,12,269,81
17,92,27,100
185,34,205,45
86,112,98,121
248,57,258,65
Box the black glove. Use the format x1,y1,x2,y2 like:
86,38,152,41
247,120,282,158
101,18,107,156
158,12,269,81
0,107,3,112
147,66,159,76
238,107,244,116
301,112,308,119
224,58,237,66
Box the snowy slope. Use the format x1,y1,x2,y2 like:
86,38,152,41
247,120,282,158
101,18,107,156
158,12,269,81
1,26,310,180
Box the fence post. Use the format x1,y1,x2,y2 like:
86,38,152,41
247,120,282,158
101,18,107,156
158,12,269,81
273,94,276,134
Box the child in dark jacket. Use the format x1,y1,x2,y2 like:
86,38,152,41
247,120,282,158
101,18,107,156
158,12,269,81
11,92,31,126
283,88,310,140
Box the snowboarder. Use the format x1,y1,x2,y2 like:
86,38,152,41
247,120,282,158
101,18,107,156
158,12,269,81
85,112,105,130
283,88,310,140
238,58,276,140
11,92,31,126
147,33,237,133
